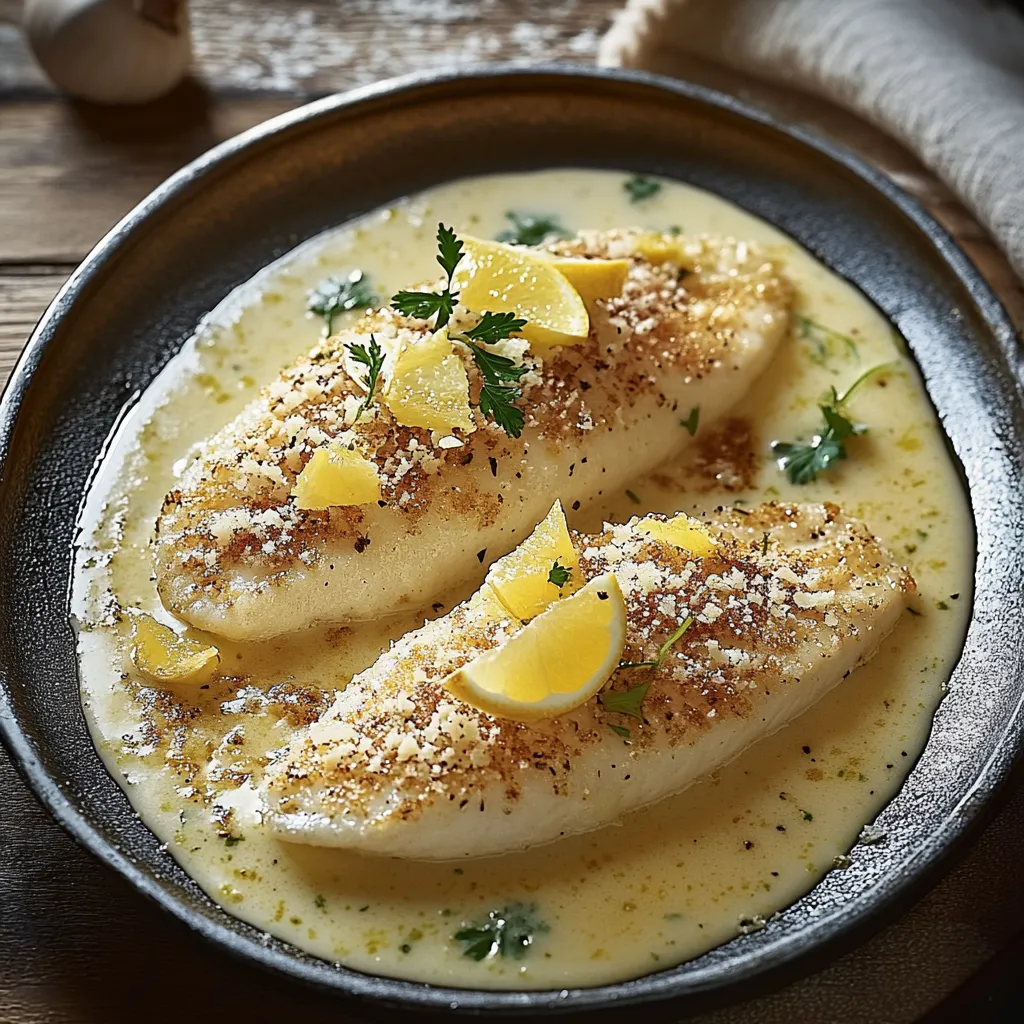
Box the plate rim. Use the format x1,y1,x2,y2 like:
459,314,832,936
1,62,1021,1017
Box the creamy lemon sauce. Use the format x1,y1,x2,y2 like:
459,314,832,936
73,170,972,989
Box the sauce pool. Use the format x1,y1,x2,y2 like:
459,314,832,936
72,169,972,989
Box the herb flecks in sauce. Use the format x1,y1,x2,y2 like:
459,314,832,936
680,406,700,436
454,903,549,961
771,364,892,484
797,314,860,367
624,175,662,203
308,270,376,334
496,211,567,246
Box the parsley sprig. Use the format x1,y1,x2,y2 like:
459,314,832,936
391,225,530,437
454,903,548,961
391,224,463,329
625,175,662,203
771,364,891,484
346,334,385,423
599,617,694,735
308,270,376,334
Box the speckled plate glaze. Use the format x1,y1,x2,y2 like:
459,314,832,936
1,67,1022,1020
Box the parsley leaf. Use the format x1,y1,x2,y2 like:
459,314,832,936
390,223,461,329
797,314,859,367
308,270,376,334
624,175,662,203
548,560,571,588
390,289,451,324
346,334,385,422
461,338,528,438
599,680,651,720
463,311,528,345
496,211,567,247
771,364,891,484
602,617,694,722
454,903,548,961
436,223,464,282
680,406,700,436
608,723,632,739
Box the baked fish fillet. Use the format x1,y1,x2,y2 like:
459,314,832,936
263,502,914,859
156,231,793,640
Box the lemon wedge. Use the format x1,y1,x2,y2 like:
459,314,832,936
634,232,691,269
443,572,626,722
382,328,474,433
456,236,590,351
486,500,579,619
293,442,381,509
543,256,629,306
637,513,717,557
130,613,219,685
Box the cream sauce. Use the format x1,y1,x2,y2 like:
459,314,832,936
73,169,973,989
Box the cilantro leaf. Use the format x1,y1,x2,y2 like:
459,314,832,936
346,334,385,422
463,311,528,345
599,681,651,720
496,211,568,247
436,223,464,282
308,270,376,334
680,406,700,436
625,175,662,203
548,560,571,588
454,903,548,961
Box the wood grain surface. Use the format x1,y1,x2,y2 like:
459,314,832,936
1,3,1022,1023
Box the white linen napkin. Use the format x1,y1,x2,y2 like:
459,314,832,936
599,0,1024,279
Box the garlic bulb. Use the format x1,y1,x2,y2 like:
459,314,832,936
24,0,191,105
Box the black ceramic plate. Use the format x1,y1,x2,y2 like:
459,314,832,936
1,66,1022,1020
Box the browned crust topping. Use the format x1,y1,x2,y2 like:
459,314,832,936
265,502,914,825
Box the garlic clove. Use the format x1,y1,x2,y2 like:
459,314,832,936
24,0,192,106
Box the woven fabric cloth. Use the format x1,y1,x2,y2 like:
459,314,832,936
599,0,1024,279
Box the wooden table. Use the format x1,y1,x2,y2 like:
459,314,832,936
1,3,1022,1021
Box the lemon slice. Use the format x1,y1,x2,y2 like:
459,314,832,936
293,442,381,509
456,236,590,351
443,572,626,722
486,500,579,619
634,232,691,268
130,613,219,685
637,513,717,557
543,255,629,306
382,328,475,433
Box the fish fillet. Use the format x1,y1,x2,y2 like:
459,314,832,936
156,231,793,640
262,502,914,859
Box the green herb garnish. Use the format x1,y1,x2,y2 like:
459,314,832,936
625,489,642,504
601,617,695,727
346,334,385,422
496,211,567,247
608,723,632,739
625,175,662,203
308,270,376,334
599,680,651,720
680,405,700,436
391,225,529,436
771,364,891,484
618,616,694,671
454,903,549,961
548,560,572,588
797,314,859,367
